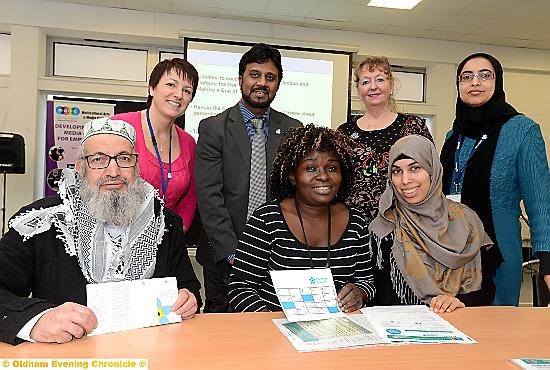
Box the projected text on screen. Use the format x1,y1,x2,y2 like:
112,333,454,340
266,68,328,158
185,47,341,140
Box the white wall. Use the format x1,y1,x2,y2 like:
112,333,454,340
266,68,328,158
0,0,549,225
506,71,550,130
0,77,9,131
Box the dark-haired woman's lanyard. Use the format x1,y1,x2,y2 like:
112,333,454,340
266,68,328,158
448,133,487,203
146,108,172,198
294,197,332,269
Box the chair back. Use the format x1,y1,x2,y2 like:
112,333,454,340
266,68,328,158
532,274,550,307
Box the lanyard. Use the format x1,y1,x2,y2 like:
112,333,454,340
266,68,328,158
294,197,332,269
146,108,172,197
452,133,487,193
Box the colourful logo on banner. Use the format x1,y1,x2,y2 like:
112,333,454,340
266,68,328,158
55,106,81,116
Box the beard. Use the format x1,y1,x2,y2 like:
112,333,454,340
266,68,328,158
241,87,276,109
79,173,150,226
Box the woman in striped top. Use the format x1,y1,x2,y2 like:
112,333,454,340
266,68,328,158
229,125,376,312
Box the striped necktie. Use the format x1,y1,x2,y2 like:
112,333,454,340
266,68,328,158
247,118,266,220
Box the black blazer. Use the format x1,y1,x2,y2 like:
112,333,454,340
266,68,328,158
0,196,201,345
194,104,301,271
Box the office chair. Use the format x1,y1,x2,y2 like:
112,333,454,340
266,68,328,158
532,273,550,307
522,259,550,307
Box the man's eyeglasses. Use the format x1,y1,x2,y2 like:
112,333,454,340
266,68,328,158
84,153,138,169
458,70,495,82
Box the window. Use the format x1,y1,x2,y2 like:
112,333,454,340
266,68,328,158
53,42,148,82
159,51,184,61
0,34,10,75
393,67,425,102
351,56,426,103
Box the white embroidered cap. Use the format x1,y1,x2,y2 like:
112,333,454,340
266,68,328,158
81,117,136,146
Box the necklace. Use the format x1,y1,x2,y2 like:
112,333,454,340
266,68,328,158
294,197,332,269
146,108,173,197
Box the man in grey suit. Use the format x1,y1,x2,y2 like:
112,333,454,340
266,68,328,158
195,44,302,312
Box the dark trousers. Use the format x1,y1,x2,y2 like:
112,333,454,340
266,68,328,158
203,266,232,313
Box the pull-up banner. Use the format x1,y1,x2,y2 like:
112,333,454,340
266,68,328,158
45,100,114,196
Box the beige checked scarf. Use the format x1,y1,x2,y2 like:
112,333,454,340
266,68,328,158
369,135,492,303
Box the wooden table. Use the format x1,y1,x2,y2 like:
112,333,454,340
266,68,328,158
1,307,548,369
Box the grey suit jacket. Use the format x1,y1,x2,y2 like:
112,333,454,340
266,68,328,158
195,104,302,271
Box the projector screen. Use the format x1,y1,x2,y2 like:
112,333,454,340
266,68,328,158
184,39,351,139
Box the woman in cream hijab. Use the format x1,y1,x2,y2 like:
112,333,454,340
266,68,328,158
369,135,493,313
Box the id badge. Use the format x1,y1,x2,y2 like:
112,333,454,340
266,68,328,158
446,194,461,203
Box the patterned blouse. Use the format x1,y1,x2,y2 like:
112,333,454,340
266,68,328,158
338,114,433,224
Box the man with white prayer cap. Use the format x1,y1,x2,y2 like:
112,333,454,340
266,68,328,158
0,117,201,345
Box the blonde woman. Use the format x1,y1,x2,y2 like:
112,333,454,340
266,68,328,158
338,56,432,224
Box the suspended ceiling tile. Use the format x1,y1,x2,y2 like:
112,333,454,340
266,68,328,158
218,0,268,13
383,25,427,38
212,8,271,24
171,0,219,7
307,0,362,22
431,14,488,33
264,0,316,17
419,29,468,43
414,0,477,14
122,0,173,13
170,4,219,17
341,22,389,34
456,0,545,23
459,33,539,49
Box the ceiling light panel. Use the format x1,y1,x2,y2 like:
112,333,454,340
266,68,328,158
367,0,422,10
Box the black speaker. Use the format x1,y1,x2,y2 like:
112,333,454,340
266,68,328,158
0,133,25,174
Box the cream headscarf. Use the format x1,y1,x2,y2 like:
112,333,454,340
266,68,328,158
369,135,492,303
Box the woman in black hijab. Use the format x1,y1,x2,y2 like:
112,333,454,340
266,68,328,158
440,53,550,306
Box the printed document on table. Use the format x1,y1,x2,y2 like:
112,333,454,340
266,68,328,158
361,305,477,344
87,277,181,336
270,268,344,322
512,359,550,369
273,315,390,352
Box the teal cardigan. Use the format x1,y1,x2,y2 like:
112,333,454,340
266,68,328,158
449,114,550,306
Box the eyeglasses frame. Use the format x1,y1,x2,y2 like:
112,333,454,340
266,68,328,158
84,153,139,169
458,70,496,83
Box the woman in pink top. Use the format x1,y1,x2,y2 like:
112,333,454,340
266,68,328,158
113,59,199,231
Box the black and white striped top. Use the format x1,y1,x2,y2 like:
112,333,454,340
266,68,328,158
228,201,376,312
370,233,423,306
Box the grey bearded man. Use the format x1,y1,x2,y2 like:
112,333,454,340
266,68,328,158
0,117,201,345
